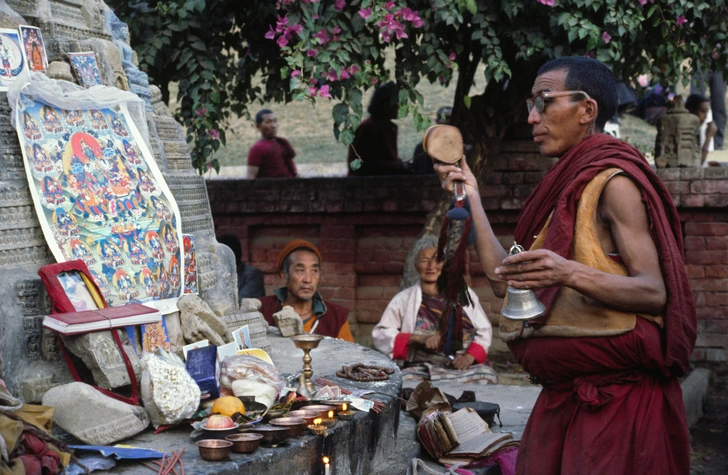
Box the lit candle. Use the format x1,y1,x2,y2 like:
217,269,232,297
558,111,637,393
328,410,334,419
323,456,330,475
342,403,348,411
314,418,322,426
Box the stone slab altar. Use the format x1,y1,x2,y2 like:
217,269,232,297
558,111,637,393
0,0,264,399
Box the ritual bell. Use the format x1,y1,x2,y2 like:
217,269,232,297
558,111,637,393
501,242,546,321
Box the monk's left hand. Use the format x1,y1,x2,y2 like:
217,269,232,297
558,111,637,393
451,353,475,370
494,249,573,289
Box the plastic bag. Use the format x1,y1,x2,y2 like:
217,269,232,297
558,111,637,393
220,354,283,392
140,350,201,428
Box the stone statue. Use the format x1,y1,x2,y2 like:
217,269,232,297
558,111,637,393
105,8,152,108
654,95,701,168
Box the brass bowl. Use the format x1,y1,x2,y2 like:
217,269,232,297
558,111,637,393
286,410,323,425
263,409,285,422
196,439,233,461
225,433,263,454
299,404,336,417
290,334,324,350
200,423,240,440
269,417,307,437
249,425,289,445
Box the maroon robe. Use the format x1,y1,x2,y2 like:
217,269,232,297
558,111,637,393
509,134,695,474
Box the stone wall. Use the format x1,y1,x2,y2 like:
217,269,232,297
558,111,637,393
207,148,728,361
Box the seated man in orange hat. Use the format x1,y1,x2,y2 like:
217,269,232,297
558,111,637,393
259,239,354,342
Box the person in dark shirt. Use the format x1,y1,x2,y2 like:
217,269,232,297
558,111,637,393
247,109,297,178
347,82,409,176
409,106,453,174
217,234,265,303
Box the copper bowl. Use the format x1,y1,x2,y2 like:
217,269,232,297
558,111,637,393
225,433,263,454
196,439,233,461
286,410,323,425
269,417,307,437
249,425,289,445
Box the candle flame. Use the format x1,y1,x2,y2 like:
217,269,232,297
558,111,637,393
323,456,330,464
342,403,348,411
314,418,322,425
328,410,334,418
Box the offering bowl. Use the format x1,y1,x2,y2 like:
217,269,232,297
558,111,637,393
269,417,307,437
290,334,324,393
299,404,335,417
286,410,323,425
199,423,240,440
225,433,263,454
196,439,233,461
249,425,289,446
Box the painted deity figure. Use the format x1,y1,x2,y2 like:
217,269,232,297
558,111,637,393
53,208,78,236
168,255,181,291
63,109,85,128
90,270,112,299
139,267,158,299
136,167,156,194
0,40,11,76
111,114,128,137
157,266,170,298
31,42,43,71
159,222,179,255
41,106,63,134
145,230,165,260
41,176,64,205
23,112,42,140
113,269,138,301
31,143,53,173
88,110,108,130
122,140,141,165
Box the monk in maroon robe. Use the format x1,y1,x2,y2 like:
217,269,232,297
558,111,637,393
435,56,696,475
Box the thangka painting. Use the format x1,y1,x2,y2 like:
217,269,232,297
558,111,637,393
183,234,198,294
68,52,103,88
15,94,183,306
0,29,26,90
19,26,47,73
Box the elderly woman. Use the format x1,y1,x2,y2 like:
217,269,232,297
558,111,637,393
372,235,492,372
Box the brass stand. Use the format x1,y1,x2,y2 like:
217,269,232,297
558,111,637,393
291,334,324,394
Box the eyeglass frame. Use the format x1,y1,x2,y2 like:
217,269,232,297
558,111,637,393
526,90,591,114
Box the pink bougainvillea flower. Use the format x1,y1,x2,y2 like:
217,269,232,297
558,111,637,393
208,129,220,140
348,64,359,74
334,0,345,11
319,85,332,98
275,15,288,32
676,15,687,26
359,7,372,19
327,69,338,81
309,78,317,85
277,35,289,48
195,107,208,117
448,52,456,61
371,77,379,85
339,69,350,80
713,50,720,59
537,0,554,6
206,162,212,170
637,74,649,87
602,31,611,43
384,1,395,9
313,29,331,44
288,24,303,35
291,70,301,78
307,49,318,57
308,86,318,97
332,25,342,34
638,0,648,4
264,27,276,40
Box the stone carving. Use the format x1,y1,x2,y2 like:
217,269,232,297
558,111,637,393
106,9,151,110
87,37,129,91
42,382,150,445
177,294,228,345
46,60,76,82
62,331,141,389
20,375,56,403
655,96,701,168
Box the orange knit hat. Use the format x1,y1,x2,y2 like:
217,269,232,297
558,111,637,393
276,239,322,272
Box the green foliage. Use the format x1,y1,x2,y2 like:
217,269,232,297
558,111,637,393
110,0,728,172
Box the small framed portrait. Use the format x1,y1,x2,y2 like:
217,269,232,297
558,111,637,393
19,25,47,73
232,325,252,350
67,51,103,88
57,270,100,311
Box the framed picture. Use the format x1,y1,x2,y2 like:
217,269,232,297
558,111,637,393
0,28,26,91
58,270,100,311
232,325,252,350
183,234,198,294
67,51,103,88
141,319,171,353
19,25,47,73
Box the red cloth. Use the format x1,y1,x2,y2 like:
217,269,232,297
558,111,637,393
259,294,349,339
514,133,696,376
247,137,297,178
509,319,690,475
15,433,62,475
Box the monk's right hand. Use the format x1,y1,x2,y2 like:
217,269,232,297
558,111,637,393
433,157,479,199
424,335,440,350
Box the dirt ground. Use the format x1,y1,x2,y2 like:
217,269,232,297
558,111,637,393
689,363,728,475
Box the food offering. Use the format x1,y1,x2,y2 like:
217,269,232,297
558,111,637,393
14,92,183,305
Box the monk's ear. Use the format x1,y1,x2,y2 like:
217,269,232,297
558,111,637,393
279,270,288,282
580,98,598,126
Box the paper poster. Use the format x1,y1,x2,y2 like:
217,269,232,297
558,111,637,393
19,25,47,73
15,92,183,306
0,29,25,90
183,234,197,294
68,52,103,88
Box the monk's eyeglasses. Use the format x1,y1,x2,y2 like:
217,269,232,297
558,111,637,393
526,90,591,114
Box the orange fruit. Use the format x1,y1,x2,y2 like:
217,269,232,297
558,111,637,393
211,396,245,417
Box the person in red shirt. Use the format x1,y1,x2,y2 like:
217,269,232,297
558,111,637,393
247,109,297,178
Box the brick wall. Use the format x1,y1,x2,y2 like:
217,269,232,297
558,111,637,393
207,162,728,361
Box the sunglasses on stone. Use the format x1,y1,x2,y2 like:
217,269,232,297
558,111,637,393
526,90,591,113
